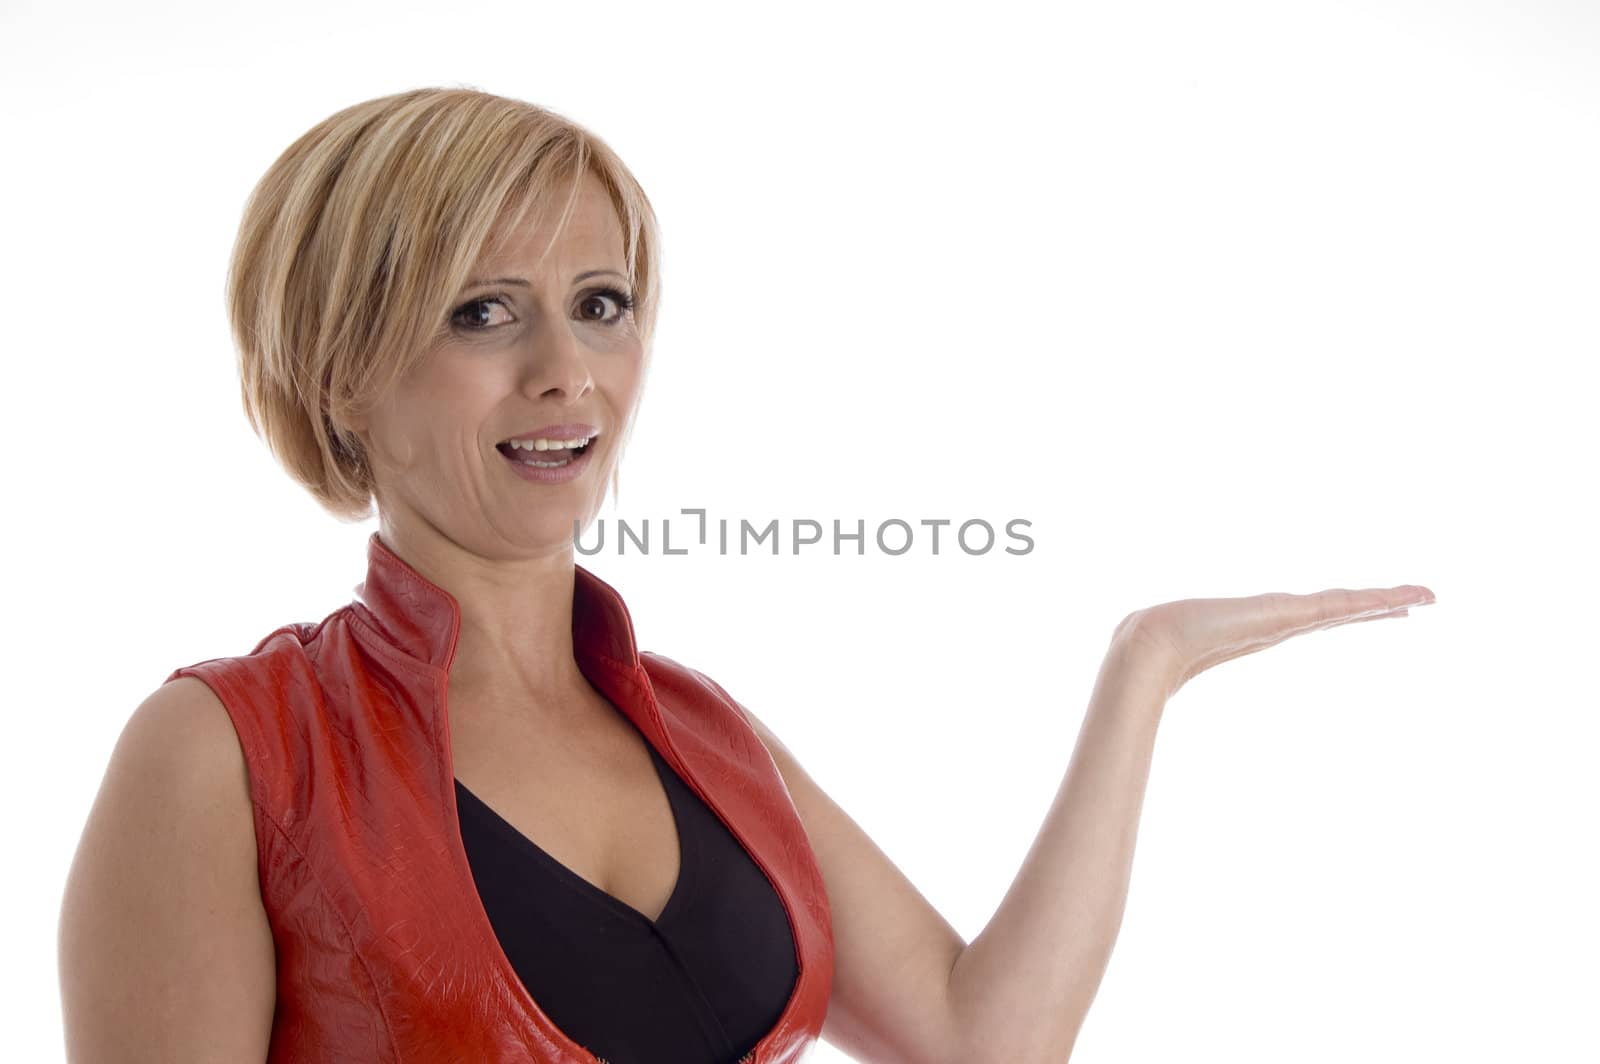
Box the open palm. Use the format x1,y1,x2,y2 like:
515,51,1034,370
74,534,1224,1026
1114,584,1437,698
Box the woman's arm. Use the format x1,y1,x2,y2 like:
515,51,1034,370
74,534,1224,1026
59,677,277,1062
739,641,1167,1064
946,587,1432,1061
944,634,1168,1062
732,631,1165,1064
743,585,1430,1064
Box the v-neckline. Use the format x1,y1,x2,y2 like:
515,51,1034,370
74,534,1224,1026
349,531,812,1060
453,742,694,931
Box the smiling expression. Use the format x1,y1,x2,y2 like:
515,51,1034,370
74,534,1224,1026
348,169,646,553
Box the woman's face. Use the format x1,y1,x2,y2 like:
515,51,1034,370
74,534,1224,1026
350,171,644,556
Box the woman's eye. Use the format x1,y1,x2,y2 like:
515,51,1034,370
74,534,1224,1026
451,287,634,333
579,286,636,324
450,296,513,331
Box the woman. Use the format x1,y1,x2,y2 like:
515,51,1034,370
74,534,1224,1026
58,87,1435,1064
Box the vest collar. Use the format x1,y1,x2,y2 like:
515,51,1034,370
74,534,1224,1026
351,531,642,675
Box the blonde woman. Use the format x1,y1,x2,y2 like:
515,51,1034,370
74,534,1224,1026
58,87,1435,1064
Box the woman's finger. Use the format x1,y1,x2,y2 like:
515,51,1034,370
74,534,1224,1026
1323,606,1409,630
1266,586,1433,639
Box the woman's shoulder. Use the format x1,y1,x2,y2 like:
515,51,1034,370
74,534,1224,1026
638,648,742,706
157,612,349,821
161,607,346,706
638,650,770,749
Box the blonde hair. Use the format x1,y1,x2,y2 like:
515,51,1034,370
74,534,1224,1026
227,86,662,522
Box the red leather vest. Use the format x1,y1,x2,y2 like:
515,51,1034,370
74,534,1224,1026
164,532,834,1063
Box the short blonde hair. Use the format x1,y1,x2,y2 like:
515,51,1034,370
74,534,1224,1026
227,86,663,522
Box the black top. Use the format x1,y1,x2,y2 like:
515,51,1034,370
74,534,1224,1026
455,739,799,1064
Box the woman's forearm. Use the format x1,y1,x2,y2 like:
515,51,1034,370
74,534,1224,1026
946,641,1171,1063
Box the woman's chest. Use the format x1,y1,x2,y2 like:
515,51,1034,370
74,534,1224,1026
446,697,684,925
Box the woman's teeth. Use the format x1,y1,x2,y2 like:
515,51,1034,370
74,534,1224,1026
506,436,592,452
499,436,592,468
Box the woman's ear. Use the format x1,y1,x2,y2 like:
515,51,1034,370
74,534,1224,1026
333,413,370,451
325,410,370,466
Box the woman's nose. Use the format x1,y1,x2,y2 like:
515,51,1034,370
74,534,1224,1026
519,320,594,401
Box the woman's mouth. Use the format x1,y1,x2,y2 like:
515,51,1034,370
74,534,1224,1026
496,438,593,467
495,434,599,484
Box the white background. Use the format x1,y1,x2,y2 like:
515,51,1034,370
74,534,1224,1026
5,0,1597,1060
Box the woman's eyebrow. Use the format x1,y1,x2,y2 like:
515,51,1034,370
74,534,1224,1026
464,269,626,289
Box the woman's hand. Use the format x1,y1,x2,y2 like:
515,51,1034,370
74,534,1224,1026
1111,584,1437,699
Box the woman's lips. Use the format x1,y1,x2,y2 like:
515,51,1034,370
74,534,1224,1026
498,423,599,445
